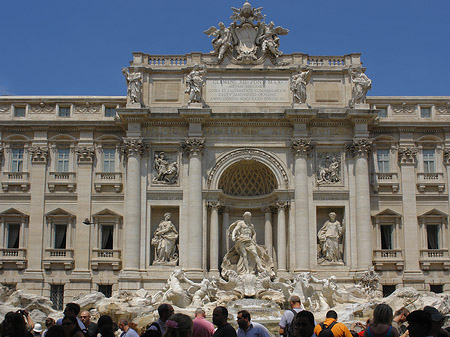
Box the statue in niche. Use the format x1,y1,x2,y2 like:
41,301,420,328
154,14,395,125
122,68,142,105
350,67,372,106
317,154,341,185
291,69,311,104
221,211,274,279
153,152,178,184
317,212,344,263
151,213,179,265
257,21,288,58
204,22,233,61
185,64,206,104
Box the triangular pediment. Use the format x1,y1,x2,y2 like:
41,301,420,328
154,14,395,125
92,208,122,218
372,208,402,218
0,207,28,218
418,208,448,219
45,208,76,218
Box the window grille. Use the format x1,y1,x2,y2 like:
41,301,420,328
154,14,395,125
50,285,64,310
98,285,112,298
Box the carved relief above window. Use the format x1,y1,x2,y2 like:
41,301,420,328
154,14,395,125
218,160,277,196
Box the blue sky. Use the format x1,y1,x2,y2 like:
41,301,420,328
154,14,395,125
1,0,449,97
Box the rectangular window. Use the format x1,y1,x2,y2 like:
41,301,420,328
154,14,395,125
423,149,435,173
430,285,443,294
11,148,24,172
427,224,439,249
101,225,114,250
98,285,112,298
382,285,396,297
103,148,115,173
421,107,431,118
378,108,387,118
50,285,64,310
57,148,70,172
105,107,116,117
59,107,70,117
377,149,390,173
380,224,393,250
7,224,20,249
14,107,26,117
54,224,67,249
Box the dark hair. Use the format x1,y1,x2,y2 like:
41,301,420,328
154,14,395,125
165,313,193,337
158,303,173,316
45,317,56,328
65,303,81,316
295,311,315,326
372,304,393,326
215,306,228,318
326,310,338,319
62,315,82,336
238,310,251,321
45,324,65,337
3,312,28,337
407,310,432,332
97,315,115,337
290,295,301,304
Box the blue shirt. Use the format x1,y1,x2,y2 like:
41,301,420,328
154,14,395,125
237,322,271,337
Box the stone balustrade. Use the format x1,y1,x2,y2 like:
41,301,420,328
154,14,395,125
373,249,404,271
90,249,121,270
94,172,122,193
417,172,445,192
48,172,77,192
371,172,399,192
0,248,27,269
43,248,74,269
1,172,30,192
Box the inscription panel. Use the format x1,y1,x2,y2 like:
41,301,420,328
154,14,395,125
205,78,290,103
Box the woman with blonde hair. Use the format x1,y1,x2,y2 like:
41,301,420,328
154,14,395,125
364,304,399,337
163,313,193,337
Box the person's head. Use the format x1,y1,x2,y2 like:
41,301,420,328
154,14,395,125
290,296,302,308
407,310,432,337
423,306,445,329
372,304,393,326
237,310,251,330
5,312,27,333
165,313,193,337
294,310,315,337
97,315,115,337
213,306,228,327
63,303,81,317
243,212,251,221
45,317,56,328
45,325,65,337
195,308,206,318
80,311,91,327
164,212,171,220
33,323,43,334
329,212,336,221
158,303,175,322
62,315,82,336
118,319,129,332
394,307,410,324
326,310,338,320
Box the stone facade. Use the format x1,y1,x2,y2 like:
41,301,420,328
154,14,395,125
0,3,449,307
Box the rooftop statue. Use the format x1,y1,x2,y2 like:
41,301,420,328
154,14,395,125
185,64,206,105
122,68,142,106
204,2,288,64
350,67,372,106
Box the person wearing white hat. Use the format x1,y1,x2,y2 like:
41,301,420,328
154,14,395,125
33,323,43,336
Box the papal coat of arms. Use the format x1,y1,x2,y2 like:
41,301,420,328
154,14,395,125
204,1,288,65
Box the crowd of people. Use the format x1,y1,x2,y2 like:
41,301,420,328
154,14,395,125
0,298,449,337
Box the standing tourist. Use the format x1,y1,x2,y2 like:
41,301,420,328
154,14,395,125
364,304,399,337
164,314,193,337
141,303,174,337
407,310,432,337
97,315,115,337
236,310,271,337
392,308,409,335
314,310,352,337
80,311,98,337
212,306,236,337
193,308,214,337
293,311,316,337
61,316,84,337
423,306,450,337
118,319,139,337
279,296,303,336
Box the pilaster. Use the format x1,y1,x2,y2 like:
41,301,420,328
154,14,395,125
276,201,289,272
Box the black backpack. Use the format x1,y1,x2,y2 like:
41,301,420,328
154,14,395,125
318,321,337,337
285,309,298,337
140,322,162,337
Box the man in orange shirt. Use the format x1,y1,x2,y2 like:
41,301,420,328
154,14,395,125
314,311,352,337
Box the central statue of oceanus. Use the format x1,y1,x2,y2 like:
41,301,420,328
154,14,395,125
221,211,274,279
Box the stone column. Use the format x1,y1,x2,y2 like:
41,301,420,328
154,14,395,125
26,145,49,275
74,146,95,273
222,208,230,253
276,201,289,271
348,139,373,269
122,138,147,273
262,207,273,257
291,138,313,270
398,147,421,272
208,201,219,272
182,138,205,270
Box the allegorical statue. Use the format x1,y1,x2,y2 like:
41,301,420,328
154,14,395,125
350,67,372,106
291,69,311,104
317,212,343,263
221,211,274,278
122,68,142,105
317,155,341,185
153,152,178,184
151,213,179,264
257,21,288,58
204,22,233,61
185,64,206,104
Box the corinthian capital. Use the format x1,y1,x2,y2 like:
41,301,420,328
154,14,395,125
76,147,95,163
398,147,418,165
29,146,49,163
346,139,372,157
122,138,148,157
182,138,205,157
291,138,314,157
